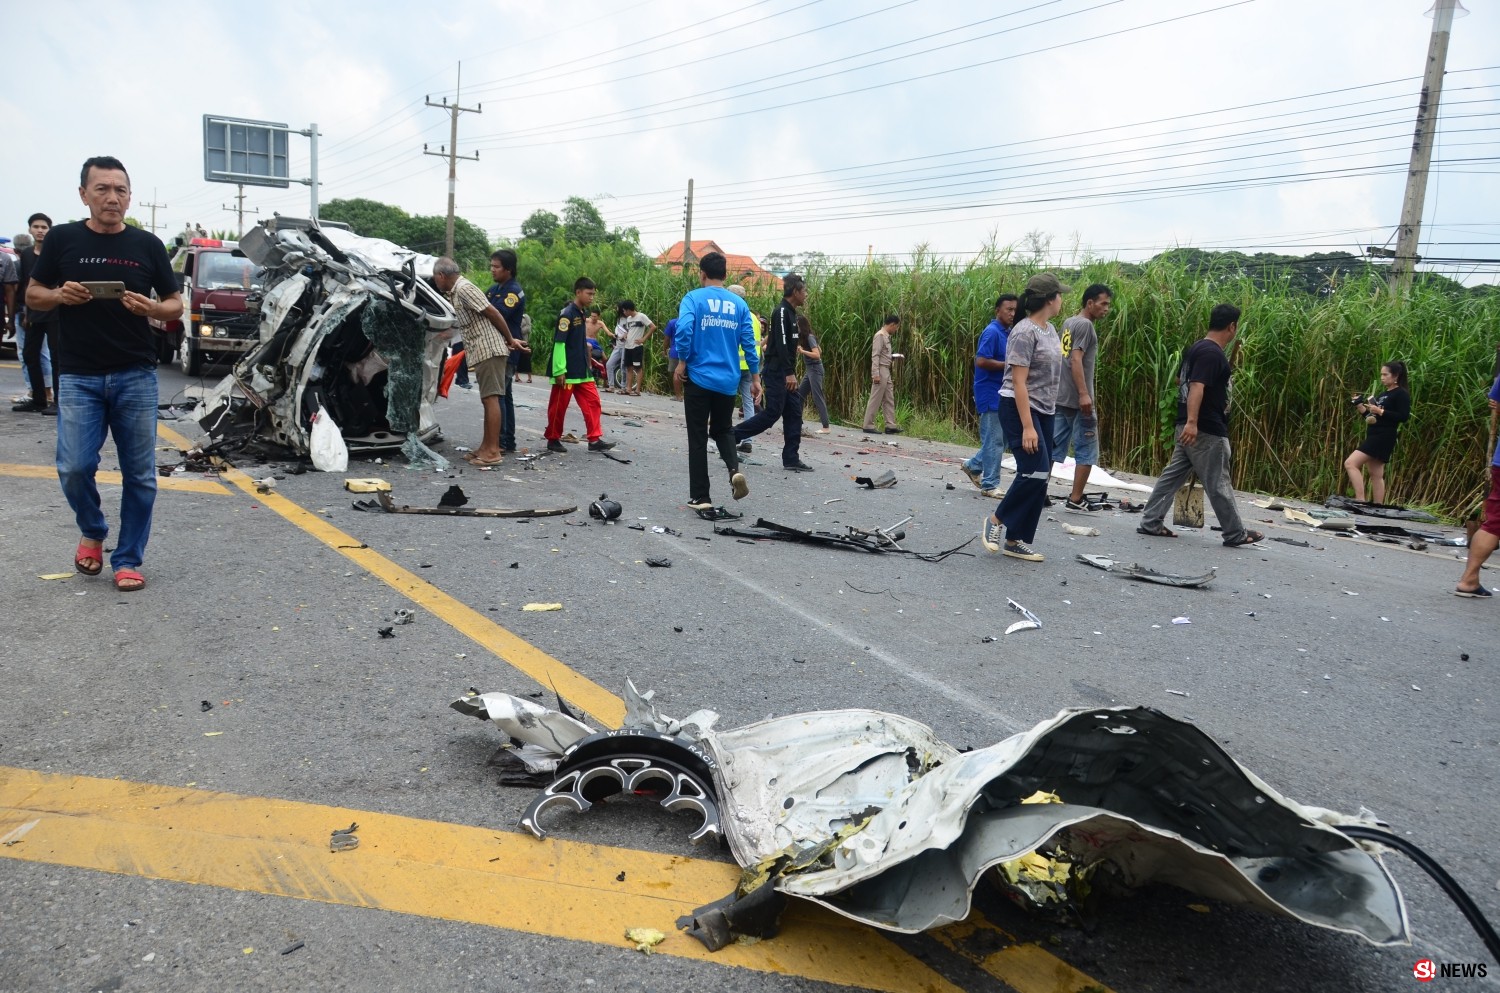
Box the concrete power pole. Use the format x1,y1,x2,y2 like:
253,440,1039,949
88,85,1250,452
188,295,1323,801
423,62,482,259
682,179,695,266
1391,0,1464,291
141,189,167,235
222,185,260,239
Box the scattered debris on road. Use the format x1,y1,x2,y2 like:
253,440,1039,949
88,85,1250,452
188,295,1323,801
329,822,359,852
352,490,576,518
1076,554,1216,588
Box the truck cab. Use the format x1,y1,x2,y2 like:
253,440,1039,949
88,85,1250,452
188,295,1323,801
152,238,263,376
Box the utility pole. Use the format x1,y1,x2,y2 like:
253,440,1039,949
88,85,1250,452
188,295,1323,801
682,179,695,266
221,185,260,239
1391,0,1465,291
423,62,481,259
141,188,167,235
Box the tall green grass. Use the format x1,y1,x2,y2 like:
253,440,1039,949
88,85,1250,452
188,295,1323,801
482,241,1500,516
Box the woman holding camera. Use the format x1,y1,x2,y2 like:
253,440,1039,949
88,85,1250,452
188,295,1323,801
1343,360,1411,503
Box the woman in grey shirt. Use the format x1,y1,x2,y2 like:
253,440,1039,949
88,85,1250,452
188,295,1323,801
796,315,830,433
982,273,1068,562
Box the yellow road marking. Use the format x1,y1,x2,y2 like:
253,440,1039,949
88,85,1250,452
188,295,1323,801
0,768,961,993
934,917,1117,993
0,361,21,369
0,461,228,495
154,423,624,728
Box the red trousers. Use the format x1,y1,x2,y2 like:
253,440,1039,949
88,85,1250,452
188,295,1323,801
545,381,603,442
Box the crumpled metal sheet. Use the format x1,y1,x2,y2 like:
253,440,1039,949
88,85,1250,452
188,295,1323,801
692,706,1407,946
450,691,593,759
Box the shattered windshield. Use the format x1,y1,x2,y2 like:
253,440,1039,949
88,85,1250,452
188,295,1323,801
197,252,262,291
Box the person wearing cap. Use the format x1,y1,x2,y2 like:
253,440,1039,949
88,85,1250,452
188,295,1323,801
980,273,1069,563
1136,303,1264,548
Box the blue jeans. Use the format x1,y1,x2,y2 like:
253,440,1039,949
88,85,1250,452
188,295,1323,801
993,396,1054,544
964,409,1004,490
57,365,159,571
737,370,755,420
500,353,517,450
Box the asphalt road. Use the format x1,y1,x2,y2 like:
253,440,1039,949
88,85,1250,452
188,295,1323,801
1,358,1495,993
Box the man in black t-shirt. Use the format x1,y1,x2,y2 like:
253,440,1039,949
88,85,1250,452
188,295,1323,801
26,156,183,591
1137,303,1263,547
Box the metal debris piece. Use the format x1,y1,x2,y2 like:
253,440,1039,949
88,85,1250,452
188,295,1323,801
438,485,469,508
329,822,359,852
1076,554,1216,588
393,608,415,625
200,701,213,712
712,517,973,562
521,603,563,612
1270,536,1319,549
646,557,672,568
1324,495,1439,523
853,469,897,489
1284,507,1356,530
377,627,395,638
677,704,1408,950
451,691,594,759
1005,597,1042,634
280,941,305,955
520,729,721,843
353,490,575,518
344,478,392,492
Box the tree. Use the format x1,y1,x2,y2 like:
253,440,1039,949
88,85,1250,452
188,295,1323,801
761,252,794,273
560,196,607,244
795,250,828,272
520,209,560,247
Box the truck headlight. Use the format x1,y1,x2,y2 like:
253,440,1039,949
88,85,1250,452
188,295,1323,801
199,325,214,337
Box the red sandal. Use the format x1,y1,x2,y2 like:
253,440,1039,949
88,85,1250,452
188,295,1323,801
74,541,104,576
113,568,146,592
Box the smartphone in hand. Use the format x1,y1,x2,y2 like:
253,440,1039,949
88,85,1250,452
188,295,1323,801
80,281,128,299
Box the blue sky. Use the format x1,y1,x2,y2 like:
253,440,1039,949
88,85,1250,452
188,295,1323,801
5,0,1496,280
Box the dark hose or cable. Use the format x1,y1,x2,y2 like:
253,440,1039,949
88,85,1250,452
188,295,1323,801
1338,824,1500,961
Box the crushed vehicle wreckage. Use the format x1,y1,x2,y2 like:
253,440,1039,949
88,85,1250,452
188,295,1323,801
451,683,1500,960
192,217,456,467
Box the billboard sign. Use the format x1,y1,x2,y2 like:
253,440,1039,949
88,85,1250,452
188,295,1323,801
203,115,291,188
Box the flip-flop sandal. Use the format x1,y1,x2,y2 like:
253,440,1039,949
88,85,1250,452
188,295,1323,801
1136,523,1176,538
1223,530,1265,547
1453,585,1492,598
465,454,504,466
74,541,104,576
695,506,743,522
113,568,146,591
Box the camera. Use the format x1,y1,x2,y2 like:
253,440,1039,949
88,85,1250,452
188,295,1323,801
1349,394,1367,407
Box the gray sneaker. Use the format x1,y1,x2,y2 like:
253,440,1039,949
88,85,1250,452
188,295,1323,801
961,463,984,489
981,516,1004,553
730,472,749,500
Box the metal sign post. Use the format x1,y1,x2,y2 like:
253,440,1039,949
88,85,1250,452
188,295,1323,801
203,115,321,219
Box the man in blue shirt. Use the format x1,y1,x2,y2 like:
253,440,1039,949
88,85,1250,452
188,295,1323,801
674,252,759,511
486,249,526,452
961,294,1016,497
